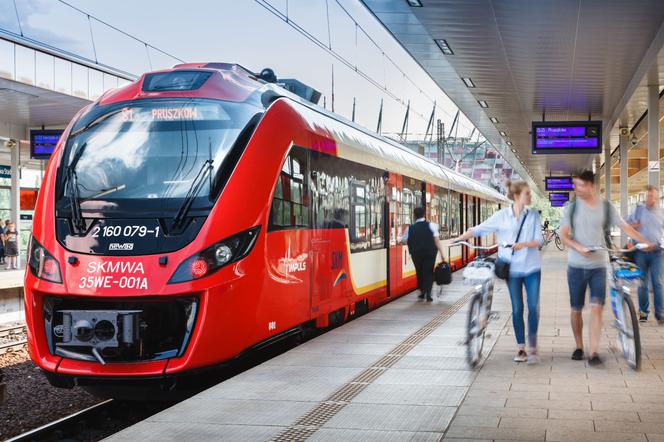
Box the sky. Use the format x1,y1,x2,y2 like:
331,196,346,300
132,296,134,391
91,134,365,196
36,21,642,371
6,0,482,143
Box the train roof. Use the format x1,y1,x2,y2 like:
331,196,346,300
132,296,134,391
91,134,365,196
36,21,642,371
96,63,509,204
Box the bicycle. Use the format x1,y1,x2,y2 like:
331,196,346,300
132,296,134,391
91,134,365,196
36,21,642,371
587,244,647,370
454,241,503,367
541,226,565,251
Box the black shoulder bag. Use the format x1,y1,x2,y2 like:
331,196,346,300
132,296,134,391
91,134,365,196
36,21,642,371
494,211,529,280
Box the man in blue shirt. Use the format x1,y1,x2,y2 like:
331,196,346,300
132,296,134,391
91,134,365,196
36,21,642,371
628,185,664,324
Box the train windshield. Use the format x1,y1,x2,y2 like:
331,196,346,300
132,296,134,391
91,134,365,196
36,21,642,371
57,98,261,217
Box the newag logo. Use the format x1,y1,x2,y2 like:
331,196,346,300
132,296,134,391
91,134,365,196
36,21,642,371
109,243,134,251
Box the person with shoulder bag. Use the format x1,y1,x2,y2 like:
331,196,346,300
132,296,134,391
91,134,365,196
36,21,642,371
401,206,447,302
452,181,543,364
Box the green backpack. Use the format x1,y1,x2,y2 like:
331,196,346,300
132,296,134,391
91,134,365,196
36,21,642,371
568,199,613,248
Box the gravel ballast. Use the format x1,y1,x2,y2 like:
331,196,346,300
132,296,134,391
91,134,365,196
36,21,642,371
0,349,99,440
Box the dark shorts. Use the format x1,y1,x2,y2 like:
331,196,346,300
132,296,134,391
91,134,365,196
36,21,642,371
567,266,607,310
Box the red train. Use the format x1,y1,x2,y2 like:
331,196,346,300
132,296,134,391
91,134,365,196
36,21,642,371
24,63,506,391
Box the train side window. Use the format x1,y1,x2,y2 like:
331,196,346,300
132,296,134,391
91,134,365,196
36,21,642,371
402,188,413,228
269,150,309,231
369,177,384,248
350,180,368,244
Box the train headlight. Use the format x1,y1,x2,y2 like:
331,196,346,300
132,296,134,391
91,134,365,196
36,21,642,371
28,236,62,283
215,245,233,265
168,226,260,284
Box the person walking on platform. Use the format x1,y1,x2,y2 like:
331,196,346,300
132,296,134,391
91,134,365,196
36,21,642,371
561,170,652,366
401,206,446,302
627,185,664,324
453,181,543,364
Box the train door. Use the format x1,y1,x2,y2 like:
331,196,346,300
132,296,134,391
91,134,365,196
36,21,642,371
460,193,467,264
308,149,351,325
468,196,476,261
386,173,401,297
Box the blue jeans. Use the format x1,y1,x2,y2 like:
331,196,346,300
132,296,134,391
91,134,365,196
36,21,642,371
636,250,664,319
567,266,607,309
506,271,541,348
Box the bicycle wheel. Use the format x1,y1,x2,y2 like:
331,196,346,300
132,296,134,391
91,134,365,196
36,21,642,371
466,292,485,368
617,293,641,370
555,235,565,251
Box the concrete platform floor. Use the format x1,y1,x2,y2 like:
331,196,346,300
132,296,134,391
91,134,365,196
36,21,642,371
107,248,664,441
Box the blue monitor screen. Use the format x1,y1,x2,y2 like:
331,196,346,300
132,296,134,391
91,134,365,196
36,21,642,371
30,130,63,159
545,177,574,191
532,121,602,154
549,192,570,202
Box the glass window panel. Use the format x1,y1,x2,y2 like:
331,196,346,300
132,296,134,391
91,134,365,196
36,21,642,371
103,73,117,92
0,0,21,34
282,157,291,175
0,39,14,80
291,181,302,203
14,44,34,85
35,51,54,90
274,176,283,199
71,63,88,98
89,69,103,100
54,58,71,95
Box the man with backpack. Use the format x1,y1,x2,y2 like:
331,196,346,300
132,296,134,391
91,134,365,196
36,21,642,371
561,170,652,366
402,206,446,302
627,185,664,324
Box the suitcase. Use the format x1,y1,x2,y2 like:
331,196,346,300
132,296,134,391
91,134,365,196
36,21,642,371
434,261,452,285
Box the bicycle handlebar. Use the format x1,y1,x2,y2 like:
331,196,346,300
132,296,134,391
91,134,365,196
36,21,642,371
452,240,511,249
587,243,649,253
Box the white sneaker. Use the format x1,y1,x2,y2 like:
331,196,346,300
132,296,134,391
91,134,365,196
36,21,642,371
527,352,539,365
513,349,527,362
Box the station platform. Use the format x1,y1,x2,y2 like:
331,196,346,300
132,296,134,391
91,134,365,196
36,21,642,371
106,249,664,442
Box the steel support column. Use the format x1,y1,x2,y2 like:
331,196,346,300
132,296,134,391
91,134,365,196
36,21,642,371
604,142,611,201
620,128,629,246
595,157,601,198
648,84,660,187
10,140,20,267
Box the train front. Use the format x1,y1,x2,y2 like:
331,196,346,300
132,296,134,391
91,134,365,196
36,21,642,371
24,67,266,390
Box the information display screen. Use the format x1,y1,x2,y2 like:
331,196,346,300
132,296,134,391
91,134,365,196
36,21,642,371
551,200,566,207
532,121,602,154
545,176,574,191
549,192,570,203
30,130,63,159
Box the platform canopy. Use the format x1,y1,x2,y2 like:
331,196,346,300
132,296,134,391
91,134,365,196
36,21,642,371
362,0,664,189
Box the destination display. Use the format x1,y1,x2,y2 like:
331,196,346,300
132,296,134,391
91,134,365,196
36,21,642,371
551,200,566,207
532,121,602,154
549,192,570,203
30,129,63,159
545,176,574,191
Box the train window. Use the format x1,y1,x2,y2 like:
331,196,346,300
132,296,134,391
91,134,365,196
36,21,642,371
350,180,368,243
369,178,384,248
402,188,413,228
269,149,310,231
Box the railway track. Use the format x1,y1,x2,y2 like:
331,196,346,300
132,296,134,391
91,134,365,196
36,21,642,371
6,398,172,442
0,324,27,354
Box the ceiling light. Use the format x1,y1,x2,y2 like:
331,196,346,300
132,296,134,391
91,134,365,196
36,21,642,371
490,117,499,123
499,131,507,136
434,39,453,55
511,148,517,153
476,100,488,108
506,141,513,146
462,77,475,88
406,0,423,6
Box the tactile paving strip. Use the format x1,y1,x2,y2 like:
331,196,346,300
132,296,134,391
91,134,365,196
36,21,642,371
272,290,474,442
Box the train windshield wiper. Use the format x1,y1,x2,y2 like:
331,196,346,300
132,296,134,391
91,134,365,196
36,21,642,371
171,159,214,229
61,142,88,233
87,184,126,200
